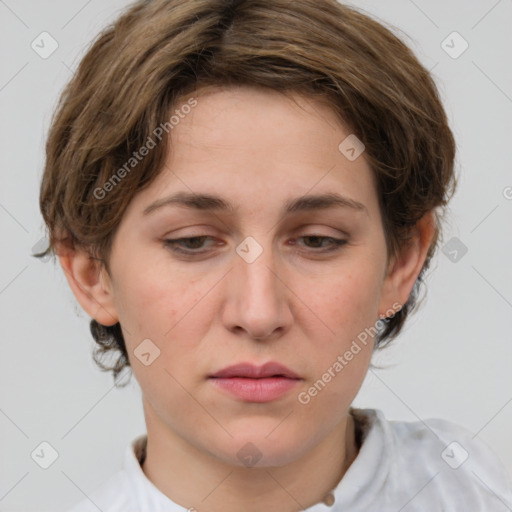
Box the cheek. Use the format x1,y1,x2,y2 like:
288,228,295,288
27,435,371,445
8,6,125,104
112,262,189,345
115,276,172,336
293,269,379,419
115,271,207,398
113,261,218,368
291,261,382,394
305,264,383,343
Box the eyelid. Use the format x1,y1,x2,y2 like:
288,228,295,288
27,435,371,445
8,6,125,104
162,233,348,256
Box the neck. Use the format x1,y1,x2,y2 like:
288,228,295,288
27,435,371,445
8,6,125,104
140,403,359,512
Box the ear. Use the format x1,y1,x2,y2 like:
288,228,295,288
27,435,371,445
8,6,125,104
56,242,119,326
378,211,436,318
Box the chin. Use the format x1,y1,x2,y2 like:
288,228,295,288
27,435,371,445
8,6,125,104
211,430,311,469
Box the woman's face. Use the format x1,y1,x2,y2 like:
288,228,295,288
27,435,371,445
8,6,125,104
102,85,404,467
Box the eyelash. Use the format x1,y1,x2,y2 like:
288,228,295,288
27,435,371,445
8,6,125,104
163,235,347,256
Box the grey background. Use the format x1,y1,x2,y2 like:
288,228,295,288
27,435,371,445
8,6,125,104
1,0,511,510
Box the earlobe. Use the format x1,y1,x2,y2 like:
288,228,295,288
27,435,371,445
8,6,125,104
378,211,436,318
56,242,119,326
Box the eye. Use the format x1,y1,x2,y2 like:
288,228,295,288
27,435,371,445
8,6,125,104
163,236,216,254
163,234,347,256
294,235,347,252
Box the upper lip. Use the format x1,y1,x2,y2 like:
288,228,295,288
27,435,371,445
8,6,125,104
209,362,301,379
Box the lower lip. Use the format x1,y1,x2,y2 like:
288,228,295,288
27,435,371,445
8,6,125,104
209,377,301,402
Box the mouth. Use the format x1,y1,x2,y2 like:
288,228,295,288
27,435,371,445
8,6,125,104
208,361,302,402
209,361,301,379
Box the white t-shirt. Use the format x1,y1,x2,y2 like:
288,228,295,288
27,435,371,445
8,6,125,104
65,408,512,511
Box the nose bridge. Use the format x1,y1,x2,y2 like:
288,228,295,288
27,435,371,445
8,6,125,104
227,233,289,338
235,234,281,302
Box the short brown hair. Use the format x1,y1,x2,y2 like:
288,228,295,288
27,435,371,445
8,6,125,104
37,0,457,386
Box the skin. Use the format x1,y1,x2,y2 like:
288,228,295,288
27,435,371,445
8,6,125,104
58,84,435,512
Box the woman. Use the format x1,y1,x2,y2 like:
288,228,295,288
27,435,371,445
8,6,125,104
37,0,512,510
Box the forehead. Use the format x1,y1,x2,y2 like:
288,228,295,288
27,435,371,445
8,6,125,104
172,84,348,164
128,85,380,221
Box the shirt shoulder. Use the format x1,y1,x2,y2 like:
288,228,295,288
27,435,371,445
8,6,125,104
64,434,186,512
64,470,133,512
370,408,512,511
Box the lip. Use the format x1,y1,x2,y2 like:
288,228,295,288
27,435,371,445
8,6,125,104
209,362,302,402
209,362,301,379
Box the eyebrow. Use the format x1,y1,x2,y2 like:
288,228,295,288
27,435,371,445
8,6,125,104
143,191,367,216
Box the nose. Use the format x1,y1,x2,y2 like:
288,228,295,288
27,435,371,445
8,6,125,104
221,237,293,341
